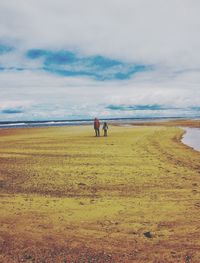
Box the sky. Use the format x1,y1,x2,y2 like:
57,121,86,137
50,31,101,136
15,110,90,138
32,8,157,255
0,0,200,121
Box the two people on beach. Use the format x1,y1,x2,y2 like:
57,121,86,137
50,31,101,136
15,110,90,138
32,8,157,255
94,118,108,137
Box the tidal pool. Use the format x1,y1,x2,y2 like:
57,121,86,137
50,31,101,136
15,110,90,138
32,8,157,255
182,128,200,152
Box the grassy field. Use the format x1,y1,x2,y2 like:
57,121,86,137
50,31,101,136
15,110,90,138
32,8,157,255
0,124,200,262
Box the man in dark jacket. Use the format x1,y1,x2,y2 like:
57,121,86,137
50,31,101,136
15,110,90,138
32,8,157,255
94,118,100,137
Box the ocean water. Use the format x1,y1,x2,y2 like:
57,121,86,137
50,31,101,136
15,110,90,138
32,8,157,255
0,120,92,128
182,128,200,152
0,117,188,129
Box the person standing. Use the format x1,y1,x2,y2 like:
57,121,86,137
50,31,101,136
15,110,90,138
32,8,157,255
94,118,100,137
102,122,108,137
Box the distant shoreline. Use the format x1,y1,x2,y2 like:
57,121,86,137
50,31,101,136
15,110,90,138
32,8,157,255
0,116,200,129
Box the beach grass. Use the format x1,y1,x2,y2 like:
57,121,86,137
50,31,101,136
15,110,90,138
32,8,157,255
0,124,200,262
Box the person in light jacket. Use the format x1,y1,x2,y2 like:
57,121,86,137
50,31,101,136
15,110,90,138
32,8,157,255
102,122,108,137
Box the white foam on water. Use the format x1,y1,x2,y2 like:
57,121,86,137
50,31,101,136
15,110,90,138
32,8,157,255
0,123,26,127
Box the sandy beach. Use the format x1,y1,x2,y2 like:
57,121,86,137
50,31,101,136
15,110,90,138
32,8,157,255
0,122,200,262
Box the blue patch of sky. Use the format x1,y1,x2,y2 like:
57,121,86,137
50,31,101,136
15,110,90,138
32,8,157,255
0,44,14,55
1,108,24,114
190,106,200,111
26,49,152,80
43,67,98,78
26,49,48,59
106,104,174,111
0,66,26,72
90,55,122,69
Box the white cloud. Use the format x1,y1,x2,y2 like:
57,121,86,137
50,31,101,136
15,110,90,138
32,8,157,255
0,67,200,120
0,0,200,120
1,0,200,66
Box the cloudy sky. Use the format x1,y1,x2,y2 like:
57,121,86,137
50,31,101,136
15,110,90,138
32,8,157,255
0,0,200,121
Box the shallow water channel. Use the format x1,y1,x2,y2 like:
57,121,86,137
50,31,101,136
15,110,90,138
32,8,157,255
182,128,200,152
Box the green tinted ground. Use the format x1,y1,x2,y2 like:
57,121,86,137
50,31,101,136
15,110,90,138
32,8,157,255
0,125,200,262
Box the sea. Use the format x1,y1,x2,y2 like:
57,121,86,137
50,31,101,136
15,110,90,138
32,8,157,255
0,116,192,129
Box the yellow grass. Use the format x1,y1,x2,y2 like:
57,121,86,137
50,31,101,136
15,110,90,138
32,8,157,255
0,124,200,262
